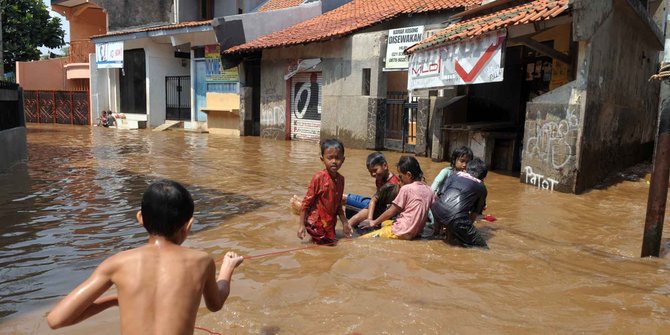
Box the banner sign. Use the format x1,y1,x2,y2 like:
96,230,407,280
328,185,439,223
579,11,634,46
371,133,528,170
408,29,506,90
204,45,239,82
95,42,123,69
385,25,424,69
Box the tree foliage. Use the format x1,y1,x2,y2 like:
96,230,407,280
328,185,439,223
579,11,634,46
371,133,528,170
2,0,65,73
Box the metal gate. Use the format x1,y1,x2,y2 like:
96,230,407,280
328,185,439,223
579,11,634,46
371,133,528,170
24,90,90,125
290,72,322,141
165,76,191,121
384,92,417,152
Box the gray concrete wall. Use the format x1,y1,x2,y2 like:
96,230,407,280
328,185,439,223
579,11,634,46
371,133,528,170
260,31,386,148
214,3,322,51
575,5,660,192
94,0,175,31
259,59,288,140
0,127,27,173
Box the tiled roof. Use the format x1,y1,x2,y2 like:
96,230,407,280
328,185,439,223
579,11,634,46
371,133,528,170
91,20,211,39
405,0,569,54
257,0,304,12
225,0,480,54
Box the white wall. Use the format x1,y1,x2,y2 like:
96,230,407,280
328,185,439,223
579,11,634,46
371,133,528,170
125,39,190,127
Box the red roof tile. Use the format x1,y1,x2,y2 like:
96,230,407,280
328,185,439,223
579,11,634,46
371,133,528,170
225,0,480,54
405,0,569,54
257,0,304,12
91,20,211,39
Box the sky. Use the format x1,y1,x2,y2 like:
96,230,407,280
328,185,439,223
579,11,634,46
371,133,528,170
40,0,71,55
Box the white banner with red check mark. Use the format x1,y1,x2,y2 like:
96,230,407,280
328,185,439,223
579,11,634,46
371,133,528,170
408,29,506,90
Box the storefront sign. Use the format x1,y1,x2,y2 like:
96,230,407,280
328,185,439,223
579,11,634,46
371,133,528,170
95,42,123,69
408,29,506,90
204,45,239,82
385,26,424,69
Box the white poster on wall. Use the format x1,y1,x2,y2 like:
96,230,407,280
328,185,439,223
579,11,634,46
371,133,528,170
408,29,506,90
95,42,124,69
385,25,424,69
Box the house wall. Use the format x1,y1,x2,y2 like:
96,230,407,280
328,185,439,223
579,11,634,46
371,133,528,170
260,31,386,148
66,7,107,40
574,4,660,192
16,59,74,91
93,0,175,31
122,39,190,127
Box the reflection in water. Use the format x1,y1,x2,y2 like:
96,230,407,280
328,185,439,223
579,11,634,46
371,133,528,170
1,124,670,334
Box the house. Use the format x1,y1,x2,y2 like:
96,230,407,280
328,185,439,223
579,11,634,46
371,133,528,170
404,0,665,193
88,0,334,132
15,0,106,125
224,0,483,151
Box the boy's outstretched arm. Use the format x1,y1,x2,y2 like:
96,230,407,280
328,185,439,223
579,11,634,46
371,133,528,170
47,259,117,329
203,252,244,312
363,204,400,228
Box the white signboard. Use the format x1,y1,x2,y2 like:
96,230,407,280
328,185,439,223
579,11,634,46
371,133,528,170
95,42,124,69
408,29,506,90
385,25,424,69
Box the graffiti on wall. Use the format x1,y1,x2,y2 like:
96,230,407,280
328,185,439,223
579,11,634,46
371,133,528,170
524,105,579,170
524,166,558,191
260,104,285,139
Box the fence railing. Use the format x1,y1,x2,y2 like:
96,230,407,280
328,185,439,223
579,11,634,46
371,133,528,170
0,81,24,131
24,90,90,125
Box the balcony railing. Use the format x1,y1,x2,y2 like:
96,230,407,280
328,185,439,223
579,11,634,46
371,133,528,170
69,39,95,64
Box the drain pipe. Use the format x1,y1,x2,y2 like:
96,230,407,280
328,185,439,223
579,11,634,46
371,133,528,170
641,100,670,257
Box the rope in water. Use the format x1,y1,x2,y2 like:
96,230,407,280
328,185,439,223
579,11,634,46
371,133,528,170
197,238,357,335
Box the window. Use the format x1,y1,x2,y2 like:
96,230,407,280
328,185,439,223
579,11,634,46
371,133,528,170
362,68,371,96
199,0,214,20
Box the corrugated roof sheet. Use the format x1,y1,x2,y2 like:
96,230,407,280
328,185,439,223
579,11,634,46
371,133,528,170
91,20,211,39
225,0,480,54
405,0,569,54
257,0,305,12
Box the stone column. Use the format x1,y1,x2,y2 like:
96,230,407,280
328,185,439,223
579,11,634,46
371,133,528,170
366,97,385,150
414,97,430,156
239,87,253,136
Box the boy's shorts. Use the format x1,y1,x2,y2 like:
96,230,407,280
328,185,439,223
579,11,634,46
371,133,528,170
445,218,488,248
360,220,411,239
346,193,371,209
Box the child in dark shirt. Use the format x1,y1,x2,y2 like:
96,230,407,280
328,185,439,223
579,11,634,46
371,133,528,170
431,158,489,248
346,151,400,230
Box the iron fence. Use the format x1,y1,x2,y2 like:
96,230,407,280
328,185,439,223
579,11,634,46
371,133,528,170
24,90,90,125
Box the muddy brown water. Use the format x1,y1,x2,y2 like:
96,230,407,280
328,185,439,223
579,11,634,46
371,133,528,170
2,124,670,334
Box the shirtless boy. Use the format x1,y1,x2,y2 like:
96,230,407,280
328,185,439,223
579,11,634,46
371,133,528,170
47,179,244,334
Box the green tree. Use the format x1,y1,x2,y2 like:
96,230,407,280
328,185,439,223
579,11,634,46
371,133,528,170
1,0,65,74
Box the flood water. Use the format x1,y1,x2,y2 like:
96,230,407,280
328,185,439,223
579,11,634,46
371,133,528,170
2,124,670,334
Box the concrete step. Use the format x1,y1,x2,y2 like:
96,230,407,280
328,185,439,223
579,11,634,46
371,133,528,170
152,120,182,132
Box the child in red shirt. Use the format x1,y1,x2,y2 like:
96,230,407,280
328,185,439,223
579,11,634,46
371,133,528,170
296,139,352,244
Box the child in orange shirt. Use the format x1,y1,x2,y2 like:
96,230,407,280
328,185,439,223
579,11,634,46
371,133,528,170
296,139,352,244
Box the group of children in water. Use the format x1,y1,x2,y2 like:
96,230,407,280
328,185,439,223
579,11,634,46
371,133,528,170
46,138,490,334
291,139,489,248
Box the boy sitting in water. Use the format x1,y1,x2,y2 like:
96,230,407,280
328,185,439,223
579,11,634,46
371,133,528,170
295,139,352,244
431,158,489,248
47,179,244,334
344,151,400,230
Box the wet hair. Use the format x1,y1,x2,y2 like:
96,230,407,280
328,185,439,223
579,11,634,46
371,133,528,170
366,151,387,168
141,179,194,237
466,158,488,180
320,138,345,156
396,155,424,181
450,146,473,168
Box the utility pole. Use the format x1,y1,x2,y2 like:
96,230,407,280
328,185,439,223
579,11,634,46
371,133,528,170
641,99,670,257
